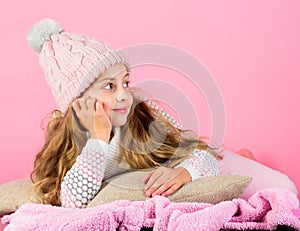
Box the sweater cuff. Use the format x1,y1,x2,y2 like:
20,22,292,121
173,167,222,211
175,164,200,182
85,139,110,154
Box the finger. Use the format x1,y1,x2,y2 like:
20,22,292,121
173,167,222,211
74,97,87,111
72,99,82,113
161,183,181,197
95,101,106,117
82,97,92,111
142,170,154,184
101,101,112,120
86,97,97,111
151,181,175,197
145,170,163,192
146,174,171,197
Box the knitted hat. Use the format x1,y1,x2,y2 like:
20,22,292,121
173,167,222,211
27,18,129,113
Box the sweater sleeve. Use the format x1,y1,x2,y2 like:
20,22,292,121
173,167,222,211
60,139,109,208
142,97,219,181
175,149,219,181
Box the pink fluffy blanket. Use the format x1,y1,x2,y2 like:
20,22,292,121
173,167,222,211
2,188,300,231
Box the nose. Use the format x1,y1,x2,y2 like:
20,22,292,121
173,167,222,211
116,88,130,102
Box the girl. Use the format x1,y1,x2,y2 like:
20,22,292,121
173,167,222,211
28,19,220,208
28,18,298,209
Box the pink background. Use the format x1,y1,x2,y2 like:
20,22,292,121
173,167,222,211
0,0,299,219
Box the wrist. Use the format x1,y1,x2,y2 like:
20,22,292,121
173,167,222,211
89,130,111,143
175,167,192,183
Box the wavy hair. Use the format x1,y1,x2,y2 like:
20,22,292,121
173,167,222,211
31,94,222,206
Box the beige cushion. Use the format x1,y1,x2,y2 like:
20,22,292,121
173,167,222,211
0,179,38,216
87,172,252,207
0,173,252,216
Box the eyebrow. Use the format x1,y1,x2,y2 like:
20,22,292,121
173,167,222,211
97,73,129,84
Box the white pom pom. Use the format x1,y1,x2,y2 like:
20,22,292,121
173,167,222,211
27,18,64,53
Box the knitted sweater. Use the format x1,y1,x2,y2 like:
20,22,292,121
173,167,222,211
60,125,219,208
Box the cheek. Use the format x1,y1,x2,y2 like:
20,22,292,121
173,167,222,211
83,88,101,99
128,93,134,106
99,95,114,109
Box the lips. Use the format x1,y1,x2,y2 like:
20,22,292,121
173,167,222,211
113,107,128,114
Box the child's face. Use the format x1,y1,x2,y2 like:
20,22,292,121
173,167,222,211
83,64,133,127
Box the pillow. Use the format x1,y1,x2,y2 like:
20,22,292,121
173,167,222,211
87,172,252,207
0,173,251,216
0,179,39,217
218,150,298,199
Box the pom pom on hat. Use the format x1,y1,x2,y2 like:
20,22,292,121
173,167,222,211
27,18,64,53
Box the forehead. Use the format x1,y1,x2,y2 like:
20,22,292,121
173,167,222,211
100,64,128,80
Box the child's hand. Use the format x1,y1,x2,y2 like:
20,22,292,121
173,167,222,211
143,166,192,197
72,96,112,143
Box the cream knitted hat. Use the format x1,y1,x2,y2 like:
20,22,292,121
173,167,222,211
27,18,129,113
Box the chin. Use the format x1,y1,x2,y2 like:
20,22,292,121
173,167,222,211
112,119,128,127
111,113,130,127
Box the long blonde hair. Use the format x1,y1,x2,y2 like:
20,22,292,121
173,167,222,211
31,94,222,206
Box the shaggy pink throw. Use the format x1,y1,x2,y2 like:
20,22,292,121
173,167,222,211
2,188,300,230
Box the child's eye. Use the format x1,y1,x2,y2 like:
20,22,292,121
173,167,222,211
123,81,130,88
104,83,114,90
